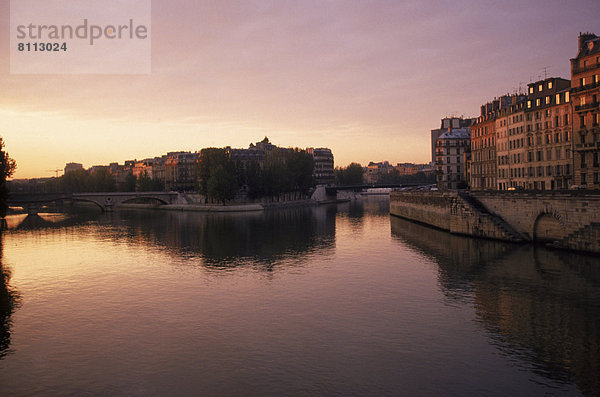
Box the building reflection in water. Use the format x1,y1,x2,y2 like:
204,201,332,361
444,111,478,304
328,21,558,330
391,216,600,395
0,234,19,359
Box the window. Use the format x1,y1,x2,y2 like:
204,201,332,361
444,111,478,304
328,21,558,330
581,77,586,86
566,92,570,102
581,115,586,128
527,100,532,109
556,94,560,104
538,84,543,92
546,96,551,105
581,97,586,106
536,98,541,106
529,86,534,94
594,153,599,167
564,114,569,126
548,81,553,89
581,153,587,168
582,173,587,185
594,114,599,126
596,75,600,84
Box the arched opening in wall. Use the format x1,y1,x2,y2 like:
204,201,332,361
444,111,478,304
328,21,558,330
533,213,566,244
120,197,168,206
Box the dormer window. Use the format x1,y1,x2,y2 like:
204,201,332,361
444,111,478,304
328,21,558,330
548,81,553,89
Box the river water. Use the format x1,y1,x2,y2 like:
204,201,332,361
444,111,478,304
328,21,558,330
0,197,599,396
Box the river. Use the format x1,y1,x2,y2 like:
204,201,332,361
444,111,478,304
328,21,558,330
0,197,599,396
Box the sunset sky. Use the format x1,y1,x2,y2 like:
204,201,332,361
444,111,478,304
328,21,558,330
1,0,599,179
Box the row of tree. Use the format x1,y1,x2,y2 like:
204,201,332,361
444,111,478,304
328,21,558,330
197,147,315,203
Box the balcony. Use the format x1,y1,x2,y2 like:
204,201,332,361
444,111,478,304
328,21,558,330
571,80,600,93
575,102,599,112
573,62,600,75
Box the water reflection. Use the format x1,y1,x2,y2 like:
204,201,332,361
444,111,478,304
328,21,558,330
107,206,337,268
0,235,19,359
391,216,600,395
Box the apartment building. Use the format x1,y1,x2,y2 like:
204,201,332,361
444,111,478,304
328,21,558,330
496,95,527,190
523,78,573,190
571,32,600,188
435,128,470,190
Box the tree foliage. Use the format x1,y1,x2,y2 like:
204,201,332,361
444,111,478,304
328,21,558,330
207,165,238,204
198,148,238,203
335,163,364,186
0,138,17,218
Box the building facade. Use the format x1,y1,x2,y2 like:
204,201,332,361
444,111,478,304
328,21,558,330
435,128,470,190
496,96,526,190
524,78,573,190
430,117,473,166
571,32,600,188
306,147,334,185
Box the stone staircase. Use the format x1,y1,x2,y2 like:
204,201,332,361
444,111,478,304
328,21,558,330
454,192,524,242
555,222,600,253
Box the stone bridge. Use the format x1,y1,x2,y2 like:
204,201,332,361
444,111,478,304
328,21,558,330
8,192,180,213
390,190,600,253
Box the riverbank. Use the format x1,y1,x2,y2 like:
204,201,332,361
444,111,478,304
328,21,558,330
390,190,600,254
117,199,320,213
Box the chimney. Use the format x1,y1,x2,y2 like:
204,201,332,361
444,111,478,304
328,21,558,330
578,32,597,51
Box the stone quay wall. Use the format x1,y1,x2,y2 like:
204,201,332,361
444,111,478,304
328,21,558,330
390,190,600,254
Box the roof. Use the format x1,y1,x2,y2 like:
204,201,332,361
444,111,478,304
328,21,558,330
438,128,470,139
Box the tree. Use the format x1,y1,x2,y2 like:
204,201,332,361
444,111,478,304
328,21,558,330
335,163,363,185
121,172,137,192
89,167,116,192
0,138,17,218
137,171,154,192
207,165,238,204
198,148,238,203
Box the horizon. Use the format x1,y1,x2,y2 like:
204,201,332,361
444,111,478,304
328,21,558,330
2,0,599,179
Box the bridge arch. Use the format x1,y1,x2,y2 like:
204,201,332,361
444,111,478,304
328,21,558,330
119,196,170,206
70,197,106,211
533,211,566,244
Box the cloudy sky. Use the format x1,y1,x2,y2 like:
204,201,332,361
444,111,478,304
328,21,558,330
1,0,599,178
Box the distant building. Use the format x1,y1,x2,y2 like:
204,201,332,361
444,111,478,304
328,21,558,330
165,151,198,191
395,163,419,175
64,162,83,174
366,161,392,184
431,117,474,166
306,147,334,185
435,128,470,190
571,32,600,188
226,137,277,165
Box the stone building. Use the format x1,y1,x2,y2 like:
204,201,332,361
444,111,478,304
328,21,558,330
64,162,83,174
306,147,334,185
366,161,393,184
435,128,470,190
164,151,198,191
571,32,600,188
524,77,573,190
430,117,473,166
470,97,512,190
496,95,527,190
